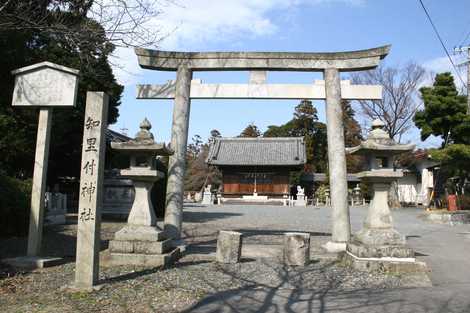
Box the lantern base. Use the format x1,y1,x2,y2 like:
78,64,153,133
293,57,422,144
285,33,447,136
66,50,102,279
105,225,181,267
347,241,414,259
342,242,429,279
355,226,406,246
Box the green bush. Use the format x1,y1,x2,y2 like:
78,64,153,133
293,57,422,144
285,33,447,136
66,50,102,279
314,184,329,202
0,174,31,238
458,195,470,210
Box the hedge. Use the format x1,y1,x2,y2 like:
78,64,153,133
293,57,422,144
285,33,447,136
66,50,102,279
0,174,31,238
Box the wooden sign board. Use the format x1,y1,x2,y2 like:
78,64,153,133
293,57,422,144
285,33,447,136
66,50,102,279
11,61,79,107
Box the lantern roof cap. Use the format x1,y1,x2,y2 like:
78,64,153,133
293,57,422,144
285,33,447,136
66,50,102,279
111,118,173,155
346,119,414,155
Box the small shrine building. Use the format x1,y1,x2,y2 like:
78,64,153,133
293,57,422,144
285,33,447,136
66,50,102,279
206,137,306,199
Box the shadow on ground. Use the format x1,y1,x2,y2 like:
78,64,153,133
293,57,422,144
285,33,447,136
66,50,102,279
183,211,243,223
184,286,470,313
182,258,470,313
0,217,125,275
235,229,330,239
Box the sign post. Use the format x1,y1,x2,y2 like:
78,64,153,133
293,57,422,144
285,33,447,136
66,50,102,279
27,107,53,256
3,62,79,268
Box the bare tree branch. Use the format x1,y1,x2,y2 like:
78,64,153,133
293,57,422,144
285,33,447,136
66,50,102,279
0,0,172,49
351,63,426,142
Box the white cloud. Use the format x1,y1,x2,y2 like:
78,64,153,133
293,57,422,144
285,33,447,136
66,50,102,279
108,0,364,85
422,55,468,91
109,47,145,86
155,0,364,50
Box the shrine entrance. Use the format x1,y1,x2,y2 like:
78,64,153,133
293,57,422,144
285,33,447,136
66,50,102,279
134,45,390,251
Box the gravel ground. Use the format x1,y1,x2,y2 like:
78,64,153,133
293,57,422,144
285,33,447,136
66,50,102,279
0,205,429,313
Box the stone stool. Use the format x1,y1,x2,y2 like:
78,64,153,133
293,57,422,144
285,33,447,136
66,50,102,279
216,231,242,264
284,232,310,266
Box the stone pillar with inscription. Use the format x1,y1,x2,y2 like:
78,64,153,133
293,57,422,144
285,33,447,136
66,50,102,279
2,62,78,269
74,92,108,289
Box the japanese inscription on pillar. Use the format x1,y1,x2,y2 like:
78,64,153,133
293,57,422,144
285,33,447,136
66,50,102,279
75,92,109,288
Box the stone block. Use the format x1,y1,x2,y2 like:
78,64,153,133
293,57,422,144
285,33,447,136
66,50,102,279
284,232,310,266
341,251,428,274
45,213,66,226
2,256,65,269
424,211,470,225
114,225,165,242
322,241,347,253
109,240,134,253
347,242,414,259
241,244,283,261
102,178,134,216
216,231,242,264
107,248,180,267
354,227,405,246
134,239,172,255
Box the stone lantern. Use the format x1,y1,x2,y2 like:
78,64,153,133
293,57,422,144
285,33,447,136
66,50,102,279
107,118,179,266
344,120,424,272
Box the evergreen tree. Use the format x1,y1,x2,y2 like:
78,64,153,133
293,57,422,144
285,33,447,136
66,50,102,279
187,135,203,159
342,100,364,172
264,100,327,172
264,99,362,173
239,123,261,137
342,100,363,147
0,1,123,183
414,72,470,194
208,129,222,144
414,72,469,145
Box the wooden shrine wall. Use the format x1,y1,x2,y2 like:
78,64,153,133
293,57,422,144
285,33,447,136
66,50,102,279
221,167,290,197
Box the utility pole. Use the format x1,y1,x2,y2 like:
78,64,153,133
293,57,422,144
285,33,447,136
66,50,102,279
454,46,470,114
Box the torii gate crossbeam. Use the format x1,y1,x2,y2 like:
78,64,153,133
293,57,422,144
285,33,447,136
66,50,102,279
136,79,382,100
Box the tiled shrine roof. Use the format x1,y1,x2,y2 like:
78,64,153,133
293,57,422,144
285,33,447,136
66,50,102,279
106,129,131,143
207,137,306,166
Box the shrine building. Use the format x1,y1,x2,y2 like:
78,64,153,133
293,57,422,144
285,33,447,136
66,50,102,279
206,137,306,200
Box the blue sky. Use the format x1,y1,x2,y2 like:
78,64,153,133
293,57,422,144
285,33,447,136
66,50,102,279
109,0,470,148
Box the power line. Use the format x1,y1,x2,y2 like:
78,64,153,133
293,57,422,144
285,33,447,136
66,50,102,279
418,0,467,90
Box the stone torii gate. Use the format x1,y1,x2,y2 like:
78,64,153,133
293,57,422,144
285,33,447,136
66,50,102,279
135,45,390,252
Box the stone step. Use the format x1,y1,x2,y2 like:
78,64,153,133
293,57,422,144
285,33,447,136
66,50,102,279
1,256,66,269
341,251,430,275
109,238,172,255
104,247,180,267
114,225,166,242
347,242,415,259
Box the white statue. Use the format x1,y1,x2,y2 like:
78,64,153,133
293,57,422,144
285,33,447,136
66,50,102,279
295,185,306,206
202,184,212,205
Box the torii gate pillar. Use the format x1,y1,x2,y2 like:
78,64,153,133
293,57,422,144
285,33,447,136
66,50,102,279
165,65,192,239
323,68,350,251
